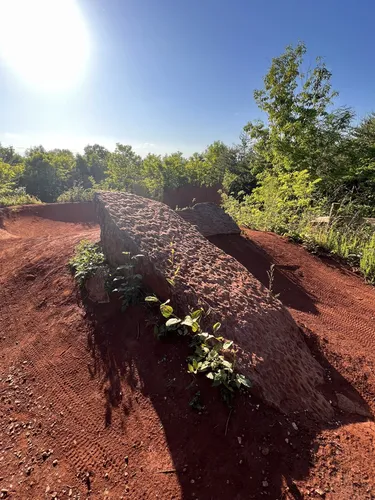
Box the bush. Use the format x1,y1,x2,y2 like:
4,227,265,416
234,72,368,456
69,240,106,286
57,184,94,203
222,169,321,237
0,186,41,207
308,222,375,282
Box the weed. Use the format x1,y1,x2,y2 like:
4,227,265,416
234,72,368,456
145,296,251,404
166,241,180,287
69,240,106,286
266,263,280,298
57,184,94,203
107,252,144,311
189,391,205,412
0,186,41,207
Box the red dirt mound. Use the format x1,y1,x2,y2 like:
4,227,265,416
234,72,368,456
1,208,375,499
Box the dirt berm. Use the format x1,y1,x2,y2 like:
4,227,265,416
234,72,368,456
95,191,333,420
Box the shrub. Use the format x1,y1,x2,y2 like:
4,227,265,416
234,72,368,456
308,222,375,282
57,184,94,203
146,296,251,404
222,169,322,237
107,252,144,311
69,240,106,286
0,186,41,207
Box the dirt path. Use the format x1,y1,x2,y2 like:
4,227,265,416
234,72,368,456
1,212,375,499
210,230,375,414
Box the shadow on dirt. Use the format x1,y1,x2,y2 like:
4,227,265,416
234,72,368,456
209,233,319,314
86,297,372,499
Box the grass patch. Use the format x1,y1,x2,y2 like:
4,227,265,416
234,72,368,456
0,188,41,207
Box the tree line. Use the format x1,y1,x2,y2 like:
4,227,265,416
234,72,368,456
1,41,375,215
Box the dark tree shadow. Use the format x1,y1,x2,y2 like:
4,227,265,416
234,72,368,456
208,233,319,314
86,296,372,499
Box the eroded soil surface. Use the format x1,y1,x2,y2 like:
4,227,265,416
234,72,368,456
1,209,375,499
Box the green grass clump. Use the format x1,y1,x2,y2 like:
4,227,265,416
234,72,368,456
308,222,375,282
0,187,41,207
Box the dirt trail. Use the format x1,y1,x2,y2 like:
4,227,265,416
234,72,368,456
210,230,375,413
1,211,375,499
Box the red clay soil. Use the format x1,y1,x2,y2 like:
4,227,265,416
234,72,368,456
1,211,375,499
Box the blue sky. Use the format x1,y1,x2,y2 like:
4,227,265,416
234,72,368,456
0,0,374,156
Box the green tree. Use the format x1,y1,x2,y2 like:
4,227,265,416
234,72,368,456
0,143,23,165
74,144,110,187
162,152,188,189
106,144,143,191
244,42,353,191
141,154,165,200
21,148,75,202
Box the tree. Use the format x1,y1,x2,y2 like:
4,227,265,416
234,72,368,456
141,154,165,200
244,42,353,193
106,144,143,191
74,144,110,187
21,148,74,202
162,152,188,189
0,144,23,165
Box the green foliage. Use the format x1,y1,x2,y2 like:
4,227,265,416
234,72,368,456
189,391,205,411
0,160,41,206
244,42,353,189
21,148,75,202
146,296,251,404
307,222,375,282
141,154,165,200
0,187,41,207
222,169,321,236
107,252,144,311
57,184,94,203
69,240,106,286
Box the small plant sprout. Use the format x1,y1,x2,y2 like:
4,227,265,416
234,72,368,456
107,252,144,311
166,241,181,287
266,263,280,299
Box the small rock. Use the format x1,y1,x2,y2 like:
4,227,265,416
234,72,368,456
285,438,289,444
315,488,325,497
1,489,9,499
104,472,109,480
262,481,269,488
52,459,58,467
190,479,195,484
261,447,269,456
292,422,298,431
237,436,242,445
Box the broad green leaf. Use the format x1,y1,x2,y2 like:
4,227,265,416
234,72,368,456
160,304,173,318
145,295,159,303
181,316,194,327
213,322,221,332
223,340,233,350
166,318,181,327
191,309,203,320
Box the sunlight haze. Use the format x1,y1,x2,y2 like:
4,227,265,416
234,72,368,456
0,0,90,92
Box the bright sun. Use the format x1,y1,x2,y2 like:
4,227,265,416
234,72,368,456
0,0,90,92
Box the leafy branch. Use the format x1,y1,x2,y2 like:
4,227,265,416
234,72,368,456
145,295,251,404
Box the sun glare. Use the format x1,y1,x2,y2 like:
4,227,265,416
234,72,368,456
0,0,90,92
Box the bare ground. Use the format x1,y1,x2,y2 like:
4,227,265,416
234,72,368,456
1,210,375,499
